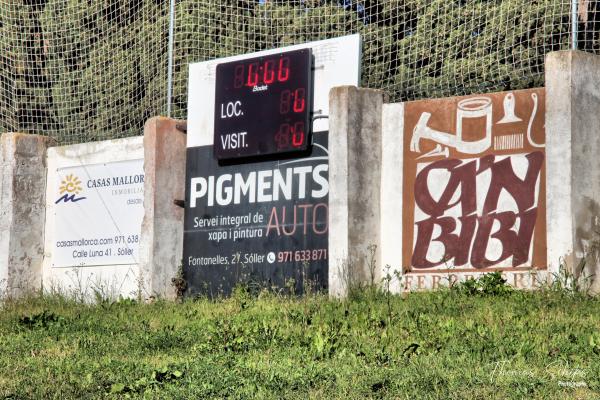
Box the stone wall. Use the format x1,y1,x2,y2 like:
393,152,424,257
2,50,600,299
329,50,600,295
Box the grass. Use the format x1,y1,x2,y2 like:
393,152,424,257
0,286,599,399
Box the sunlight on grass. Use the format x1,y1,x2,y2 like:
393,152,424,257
0,288,598,398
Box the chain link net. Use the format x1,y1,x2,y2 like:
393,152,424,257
0,1,594,145
0,0,170,144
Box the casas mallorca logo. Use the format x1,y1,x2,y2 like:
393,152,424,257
55,174,87,204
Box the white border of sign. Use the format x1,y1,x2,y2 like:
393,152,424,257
51,159,145,267
42,137,144,299
187,34,361,148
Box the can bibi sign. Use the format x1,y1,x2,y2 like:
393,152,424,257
52,159,145,267
402,88,547,278
184,133,329,296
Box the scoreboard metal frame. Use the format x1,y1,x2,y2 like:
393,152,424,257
213,48,313,160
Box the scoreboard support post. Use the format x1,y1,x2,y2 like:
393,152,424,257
328,86,384,297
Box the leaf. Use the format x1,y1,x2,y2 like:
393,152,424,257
403,343,420,358
172,370,183,379
158,366,169,374
134,377,149,388
109,383,125,394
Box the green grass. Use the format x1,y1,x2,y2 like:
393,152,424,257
0,288,599,399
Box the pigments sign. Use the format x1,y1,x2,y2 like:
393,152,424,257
184,132,328,297
403,88,546,274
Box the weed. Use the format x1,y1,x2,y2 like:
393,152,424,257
367,244,378,287
284,277,297,296
171,263,187,301
452,271,513,296
381,264,402,324
547,257,593,296
18,310,64,329
109,366,184,395
311,321,344,360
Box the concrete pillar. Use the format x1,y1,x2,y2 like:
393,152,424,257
546,50,600,293
139,117,186,300
328,86,384,297
0,133,54,297
380,103,405,293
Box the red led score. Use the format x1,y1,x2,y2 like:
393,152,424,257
213,48,313,160
233,57,291,88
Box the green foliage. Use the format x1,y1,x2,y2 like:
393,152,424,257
109,366,184,395
0,290,598,398
18,310,64,329
0,0,572,144
452,271,513,296
171,263,187,300
547,257,594,296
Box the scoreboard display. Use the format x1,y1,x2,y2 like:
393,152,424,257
213,48,313,160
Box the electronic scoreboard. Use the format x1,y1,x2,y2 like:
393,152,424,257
213,48,313,160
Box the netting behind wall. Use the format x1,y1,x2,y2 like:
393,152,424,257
0,0,170,144
1,1,598,144
170,0,576,120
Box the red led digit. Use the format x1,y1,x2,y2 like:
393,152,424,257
247,62,259,86
278,57,290,82
275,123,291,149
292,88,305,112
263,59,275,84
280,90,291,114
233,64,244,89
292,122,304,147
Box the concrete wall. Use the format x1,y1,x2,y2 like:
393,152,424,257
328,86,383,297
546,50,600,294
139,117,186,300
380,103,405,293
0,133,54,297
4,50,600,300
0,117,187,301
42,137,144,300
331,50,600,295
333,87,549,293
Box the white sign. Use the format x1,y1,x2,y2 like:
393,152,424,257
187,34,361,148
52,159,144,267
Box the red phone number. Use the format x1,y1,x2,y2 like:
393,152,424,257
277,249,327,263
